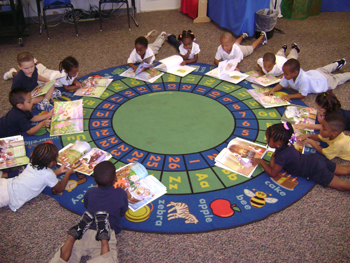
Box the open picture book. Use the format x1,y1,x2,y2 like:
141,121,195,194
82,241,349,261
58,140,112,176
154,55,196,77
245,70,281,87
281,105,317,131
114,162,167,212
31,79,56,98
0,135,29,170
215,138,267,178
50,99,84,136
74,76,113,98
247,84,291,108
205,59,249,84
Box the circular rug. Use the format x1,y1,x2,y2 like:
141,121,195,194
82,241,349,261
25,63,316,233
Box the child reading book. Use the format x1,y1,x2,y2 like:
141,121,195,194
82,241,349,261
0,142,75,212
252,122,350,191
0,88,52,138
298,114,350,161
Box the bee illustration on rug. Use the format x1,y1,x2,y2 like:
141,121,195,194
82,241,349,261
167,201,198,224
244,189,278,208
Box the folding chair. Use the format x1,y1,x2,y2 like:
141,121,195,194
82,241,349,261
43,0,78,39
99,0,130,31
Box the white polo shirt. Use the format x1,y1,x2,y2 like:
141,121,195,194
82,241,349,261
257,55,287,76
179,42,201,60
215,43,243,63
127,47,155,64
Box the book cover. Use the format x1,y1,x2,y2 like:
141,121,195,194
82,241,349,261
31,79,56,98
215,138,267,178
154,55,196,77
281,105,317,131
245,71,281,87
0,135,29,170
58,140,112,176
247,85,291,108
114,162,167,212
74,77,113,98
205,60,249,84
120,67,164,83
50,99,84,136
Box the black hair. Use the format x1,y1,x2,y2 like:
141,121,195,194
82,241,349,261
9,87,29,107
283,59,300,73
17,51,34,65
263,52,276,63
324,113,346,133
59,56,79,73
135,36,148,47
30,143,59,170
266,122,294,146
178,30,195,41
315,90,341,114
94,161,116,187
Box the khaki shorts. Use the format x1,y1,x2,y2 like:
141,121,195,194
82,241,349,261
0,178,10,208
236,44,254,57
50,229,118,263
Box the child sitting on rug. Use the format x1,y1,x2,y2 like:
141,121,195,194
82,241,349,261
0,87,53,138
167,30,200,65
0,142,75,212
6,52,59,111
214,31,267,69
266,58,350,101
50,161,128,263
294,90,350,131
127,30,167,71
252,122,350,191
5,56,82,92
298,114,350,161
257,43,300,77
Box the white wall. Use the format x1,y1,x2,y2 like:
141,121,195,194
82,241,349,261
23,0,180,18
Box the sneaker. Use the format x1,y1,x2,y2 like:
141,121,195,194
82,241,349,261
334,58,347,70
241,32,248,39
68,211,94,240
3,68,17,80
145,29,157,38
95,211,111,241
36,98,54,112
160,31,167,37
260,31,267,45
51,89,62,99
281,44,287,52
291,43,300,53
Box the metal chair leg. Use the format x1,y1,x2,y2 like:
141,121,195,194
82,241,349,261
99,2,102,31
126,1,130,31
43,9,49,39
70,5,78,36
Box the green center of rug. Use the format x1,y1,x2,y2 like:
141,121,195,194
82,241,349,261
113,91,234,154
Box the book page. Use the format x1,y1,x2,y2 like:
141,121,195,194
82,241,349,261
50,119,83,136
114,162,149,190
74,78,113,97
126,175,167,212
58,141,91,167
31,79,55,98
247,86,290,108
157,55,183,71
218,59,239,78
52,99,83,122
120,67,164,83
215,138,266,178
254,74,281,87
73,148,112,175
0,136,29,169
281,106,317,130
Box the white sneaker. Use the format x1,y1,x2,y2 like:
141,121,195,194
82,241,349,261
51,89,62,99
241,32,248,39
260,31,268,45
3,68,17,80
36,98,54,112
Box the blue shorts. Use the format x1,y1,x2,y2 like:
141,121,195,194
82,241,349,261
306,158,336,187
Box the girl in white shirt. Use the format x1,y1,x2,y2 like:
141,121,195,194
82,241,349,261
178,30,200,65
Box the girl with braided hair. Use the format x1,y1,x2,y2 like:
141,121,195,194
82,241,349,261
252,122,350,191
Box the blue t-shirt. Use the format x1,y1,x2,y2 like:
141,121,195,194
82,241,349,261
84,186,128,235
0,107,33,138
11,67,39,92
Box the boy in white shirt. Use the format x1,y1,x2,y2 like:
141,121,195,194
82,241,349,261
267,58,350,101
214,31,267,69
257,43,300,77
127,31,167,71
